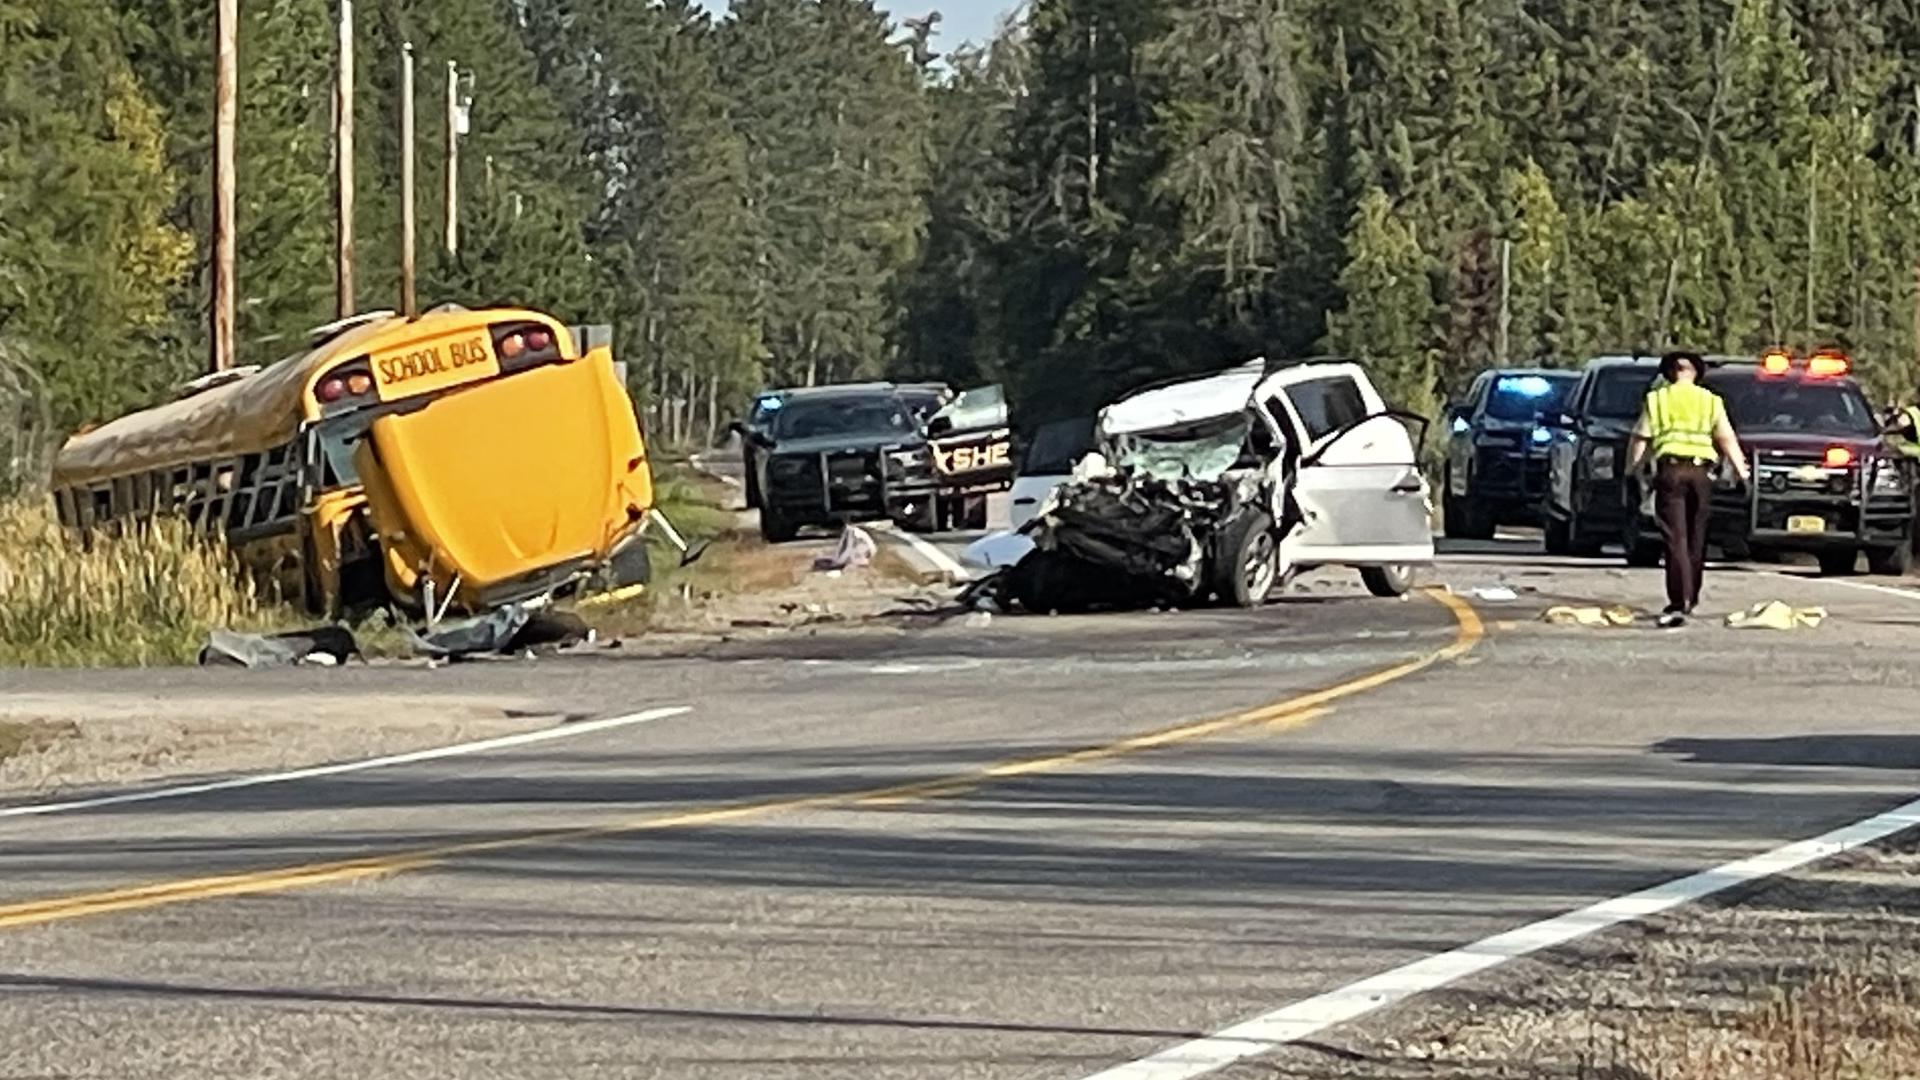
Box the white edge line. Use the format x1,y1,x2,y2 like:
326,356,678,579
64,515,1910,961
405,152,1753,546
1079,793,1920,1080
880,526,970,581
1754,568,1920,603
0,706,692,821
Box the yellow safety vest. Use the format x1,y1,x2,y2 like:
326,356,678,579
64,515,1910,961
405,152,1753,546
1645,382,1723,463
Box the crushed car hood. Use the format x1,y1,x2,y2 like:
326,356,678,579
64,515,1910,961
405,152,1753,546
1100,365,1262,436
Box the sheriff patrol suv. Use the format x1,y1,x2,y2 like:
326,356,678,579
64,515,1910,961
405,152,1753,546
741,383,1014,542
1542,356,1661,557
1442,368,1579,539
1622,351,1915,575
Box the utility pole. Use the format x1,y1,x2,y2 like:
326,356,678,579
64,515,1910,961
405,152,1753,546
333,0,354,320
210,0,238,372
444,61,461,256
1496,238,1513,367
1806,143,1819,345
399,41,417,320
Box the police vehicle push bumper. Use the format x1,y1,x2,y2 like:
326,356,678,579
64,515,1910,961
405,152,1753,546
1721,447,1911,573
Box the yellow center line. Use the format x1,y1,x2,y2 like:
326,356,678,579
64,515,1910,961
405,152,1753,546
0,589,1483,932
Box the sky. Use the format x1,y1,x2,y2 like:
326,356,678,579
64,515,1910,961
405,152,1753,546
693,1,1021,53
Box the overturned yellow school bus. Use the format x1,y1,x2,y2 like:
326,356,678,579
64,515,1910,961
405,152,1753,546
51,305,657,618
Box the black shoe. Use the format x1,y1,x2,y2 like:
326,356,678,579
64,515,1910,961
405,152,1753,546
1657,611,1687,630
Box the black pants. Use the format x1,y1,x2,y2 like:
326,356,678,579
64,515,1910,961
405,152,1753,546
1654,460,1712,613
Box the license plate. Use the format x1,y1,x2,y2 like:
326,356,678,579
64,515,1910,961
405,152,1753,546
1787,515,1827,534
370,333,500,400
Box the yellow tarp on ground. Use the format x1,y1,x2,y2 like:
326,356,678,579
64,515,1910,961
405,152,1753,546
1726,601,1826,630
1542,605,1637,627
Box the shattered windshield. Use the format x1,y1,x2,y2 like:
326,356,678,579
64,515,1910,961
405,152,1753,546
1117,415,1251,482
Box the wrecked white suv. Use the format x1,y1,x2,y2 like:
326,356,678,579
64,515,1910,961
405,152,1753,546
1000,359,1435,612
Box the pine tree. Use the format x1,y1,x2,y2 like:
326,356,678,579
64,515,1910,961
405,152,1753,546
1,0,193,428
1325,189,1437,414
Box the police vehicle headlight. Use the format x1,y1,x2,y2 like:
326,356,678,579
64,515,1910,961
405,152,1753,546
1589,445,1616,478
889,447,932,473
1873,460,1907,494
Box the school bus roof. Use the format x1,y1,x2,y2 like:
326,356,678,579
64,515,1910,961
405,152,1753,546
50,315,407,489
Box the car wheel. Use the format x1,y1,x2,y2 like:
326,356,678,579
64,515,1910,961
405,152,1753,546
1867,543,1912,577
758,506,799,544
1212,510,1278,608
1818,549,1861,576
1442,473,1466,540
1360,564,1415,598
1543,515,1571,556
1456,495,1496,541
962,495,990,531
1623,520,1662,568
1010,550,1092,615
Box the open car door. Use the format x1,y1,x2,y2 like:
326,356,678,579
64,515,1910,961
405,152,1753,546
926,384,1015,490
1261,364,1435,568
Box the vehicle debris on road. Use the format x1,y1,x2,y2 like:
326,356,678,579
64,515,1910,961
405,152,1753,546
1726,600,1827,630
1540,605,1637,628
197,626,362,668
813,525,877,573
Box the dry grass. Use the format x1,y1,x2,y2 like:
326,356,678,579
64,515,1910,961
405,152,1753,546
0,719,78,764
1578,956,1920,1080
0,495,268,667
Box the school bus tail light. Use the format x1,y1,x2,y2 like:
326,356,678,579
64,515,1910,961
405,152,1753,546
492,321,565,373
317,362,377,411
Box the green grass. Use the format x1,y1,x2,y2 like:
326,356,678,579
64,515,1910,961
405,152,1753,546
0,496,278,667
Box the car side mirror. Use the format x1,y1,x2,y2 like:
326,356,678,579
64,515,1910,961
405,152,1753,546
727,419,746,437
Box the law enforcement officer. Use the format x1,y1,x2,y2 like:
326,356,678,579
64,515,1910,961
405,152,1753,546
1885,391,1920,461
1624,351,1750,628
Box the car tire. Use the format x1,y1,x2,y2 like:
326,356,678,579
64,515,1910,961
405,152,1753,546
1868,543,1913,577
1455,495,1496,541
1544,515,1571,556
1212,510,1278,608
1819,549,1861,576
1624,520,1663,568
1360,564,1415,598
758,506,799,544
1442,474,1467,540
961,495,989,531
1010,550,1091,615
743,461,762,510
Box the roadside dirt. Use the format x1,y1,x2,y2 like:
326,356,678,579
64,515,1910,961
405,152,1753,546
628,542,957,646
0,694,551,798
1259,832,1920,1080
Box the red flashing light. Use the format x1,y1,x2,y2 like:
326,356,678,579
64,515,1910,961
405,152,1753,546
1760,351,1793,376
1807,352,1851,378
526,329,553,353
1824,446,1854,468
317,377,346,403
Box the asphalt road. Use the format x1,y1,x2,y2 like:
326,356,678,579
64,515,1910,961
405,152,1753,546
3,532,1920,1079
